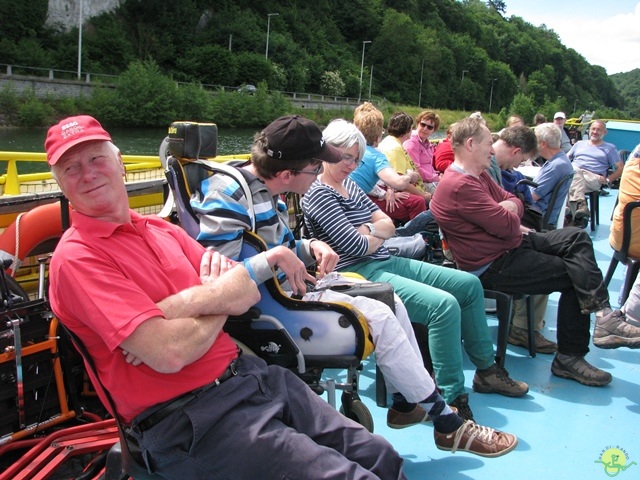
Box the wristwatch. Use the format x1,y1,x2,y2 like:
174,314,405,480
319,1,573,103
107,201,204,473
364,222,376,236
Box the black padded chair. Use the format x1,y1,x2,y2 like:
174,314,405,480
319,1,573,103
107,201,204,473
587,190,600,231
609,150,631,192
440,232,537,366
603,200,640,304
59,323,160,480
540,173,574,231
515,173,573,231
484,290,535,367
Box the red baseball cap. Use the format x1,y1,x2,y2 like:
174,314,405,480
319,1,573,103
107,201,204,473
45,115,112,165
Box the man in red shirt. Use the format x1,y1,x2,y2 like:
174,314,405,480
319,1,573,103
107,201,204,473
46,115,406,480
431,117,640,387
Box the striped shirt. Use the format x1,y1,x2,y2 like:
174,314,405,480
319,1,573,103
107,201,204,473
190,161,315,285
303,177,390,271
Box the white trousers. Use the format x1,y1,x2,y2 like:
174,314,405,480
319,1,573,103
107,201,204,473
305,285,435,404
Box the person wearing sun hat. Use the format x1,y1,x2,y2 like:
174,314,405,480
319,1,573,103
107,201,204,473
46,114,407,480
553,111,572,153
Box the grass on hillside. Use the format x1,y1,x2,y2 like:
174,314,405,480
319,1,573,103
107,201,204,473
292,104,504,132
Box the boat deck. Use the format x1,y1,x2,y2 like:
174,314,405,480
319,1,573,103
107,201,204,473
324,189,639,479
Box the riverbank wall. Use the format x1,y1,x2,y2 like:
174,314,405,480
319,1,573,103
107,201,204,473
0,73,358,113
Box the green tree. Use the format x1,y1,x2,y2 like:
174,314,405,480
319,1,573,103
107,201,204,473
0,0,632,120
90,61,178,127
17,94,55,127
175,83,214,122
373,9,424,104
175,45,238,86
527,66,556,106
0,0,48,42
235,52,273,88
508,93,536,125
320,71,346,96
486,0,506,15
81,14,136,74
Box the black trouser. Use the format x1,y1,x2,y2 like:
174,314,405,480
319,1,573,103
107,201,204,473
480,227,609,356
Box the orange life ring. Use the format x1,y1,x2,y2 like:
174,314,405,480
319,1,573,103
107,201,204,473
0,202,69,274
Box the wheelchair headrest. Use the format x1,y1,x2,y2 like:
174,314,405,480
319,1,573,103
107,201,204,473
167,121,218,160
165,157,203,239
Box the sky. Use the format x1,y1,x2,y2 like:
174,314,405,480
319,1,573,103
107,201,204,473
504,0,640,75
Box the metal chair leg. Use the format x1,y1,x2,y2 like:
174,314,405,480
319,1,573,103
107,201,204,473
525,295,536,358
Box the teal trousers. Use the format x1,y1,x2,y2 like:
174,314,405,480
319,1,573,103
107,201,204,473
344,255,495,403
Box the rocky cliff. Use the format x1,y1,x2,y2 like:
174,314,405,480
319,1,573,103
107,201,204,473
46,0,122,30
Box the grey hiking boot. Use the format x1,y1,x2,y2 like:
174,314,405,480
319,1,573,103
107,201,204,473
593,309,640,349
551,353,612,386
574,199,590,220
508,325,557,354
473,363,529,397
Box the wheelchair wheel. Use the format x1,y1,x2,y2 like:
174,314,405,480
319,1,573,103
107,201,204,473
339,399,374,433
2,271,29,303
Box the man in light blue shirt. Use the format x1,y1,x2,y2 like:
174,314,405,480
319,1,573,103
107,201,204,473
567,120,623,222
532,123,574,227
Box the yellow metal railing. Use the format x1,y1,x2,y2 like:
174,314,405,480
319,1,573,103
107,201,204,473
0,152,162,195
0,152,251,196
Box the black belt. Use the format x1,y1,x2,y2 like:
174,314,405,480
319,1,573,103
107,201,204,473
130,357,238,434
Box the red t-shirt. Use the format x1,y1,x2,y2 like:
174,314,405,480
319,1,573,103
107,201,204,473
431,168,524,271
50,210,237,423
434,139,454,173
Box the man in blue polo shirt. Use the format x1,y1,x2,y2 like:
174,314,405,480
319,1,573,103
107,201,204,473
568,120,623,223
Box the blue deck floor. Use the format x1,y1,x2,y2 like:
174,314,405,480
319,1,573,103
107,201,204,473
324,190,639,479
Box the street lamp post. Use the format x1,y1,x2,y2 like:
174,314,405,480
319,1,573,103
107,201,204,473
489,78,497,112
418,59,425,107
460,70,469,109
358,40,371,104
77,0,83,79
265,13,279,60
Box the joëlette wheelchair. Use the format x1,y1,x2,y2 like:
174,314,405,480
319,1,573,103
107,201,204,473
160,121,381,431
0,250,80,447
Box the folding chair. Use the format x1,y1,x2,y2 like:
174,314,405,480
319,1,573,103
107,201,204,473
540,173,573,231
603,201,640,305
59,323,161,480
587,190,600,231
484,290,535,366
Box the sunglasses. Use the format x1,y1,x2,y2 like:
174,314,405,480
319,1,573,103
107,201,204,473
419,122,435,131
290,163,323,175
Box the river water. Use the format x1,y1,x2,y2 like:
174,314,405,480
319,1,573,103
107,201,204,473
0,126,445,174
0,126,258,174
0,126,257,156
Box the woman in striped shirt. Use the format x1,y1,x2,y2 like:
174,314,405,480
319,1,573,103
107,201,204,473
303,119,529,420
